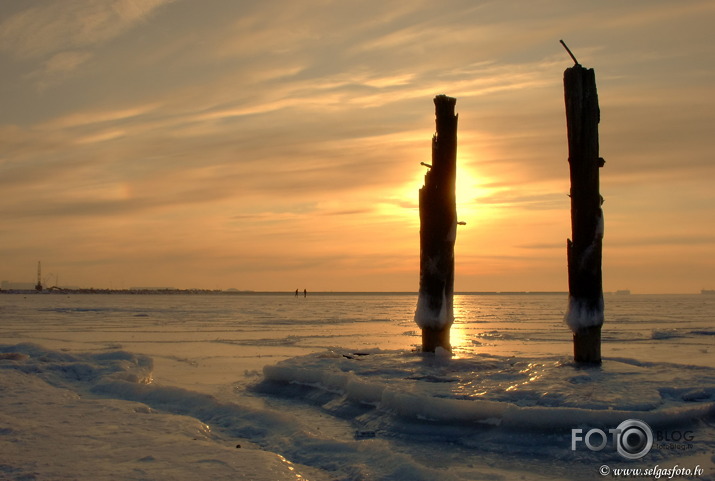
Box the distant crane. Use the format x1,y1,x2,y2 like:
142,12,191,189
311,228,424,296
35,261,43,292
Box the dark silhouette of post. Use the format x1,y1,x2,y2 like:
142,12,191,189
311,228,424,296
415,95,458,352
563,52,605,364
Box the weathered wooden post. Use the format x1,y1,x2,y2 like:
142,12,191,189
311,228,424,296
415,95,458,352
561,41,604,364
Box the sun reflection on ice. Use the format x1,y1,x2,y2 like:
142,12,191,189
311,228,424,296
448,321,471,358
449,295,484,358
275,454,306,480
505,363,545,392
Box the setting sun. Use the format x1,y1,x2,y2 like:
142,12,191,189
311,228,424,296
456,157,495,225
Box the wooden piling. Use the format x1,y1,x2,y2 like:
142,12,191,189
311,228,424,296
563,61,605,364
415,95,458,352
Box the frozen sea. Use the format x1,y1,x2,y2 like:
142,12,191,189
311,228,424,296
1,292,713,480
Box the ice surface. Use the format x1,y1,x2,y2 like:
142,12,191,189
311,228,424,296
262,349,715,427
0,356,323,481
0,344,465,481
1,293,714,480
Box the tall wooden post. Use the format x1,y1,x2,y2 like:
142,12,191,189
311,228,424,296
415,95,458,352
563,58,605,364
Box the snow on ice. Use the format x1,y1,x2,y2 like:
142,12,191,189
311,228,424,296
1,293,714,480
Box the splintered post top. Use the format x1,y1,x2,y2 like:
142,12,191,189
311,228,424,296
431,95,458,185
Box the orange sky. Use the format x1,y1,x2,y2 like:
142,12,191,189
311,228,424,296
1,1,714,293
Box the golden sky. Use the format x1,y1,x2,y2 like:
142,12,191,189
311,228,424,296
1,0,714,293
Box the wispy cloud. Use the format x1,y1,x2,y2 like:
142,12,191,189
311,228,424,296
1,0,714,291
0,0,174,88
0,0,175,59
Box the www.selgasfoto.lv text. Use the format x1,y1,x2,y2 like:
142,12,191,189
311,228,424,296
599,464,704,478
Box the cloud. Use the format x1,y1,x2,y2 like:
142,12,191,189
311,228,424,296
0,0,175,59
1,0,714,291
619,237,715,248
0,0,175,88
45,103,160,129
41,51,93,74
477,192,568,211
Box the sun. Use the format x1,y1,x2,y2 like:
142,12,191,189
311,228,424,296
456,158,494,224
380,151,497,231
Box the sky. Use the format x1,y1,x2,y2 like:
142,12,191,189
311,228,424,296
1,0,714,293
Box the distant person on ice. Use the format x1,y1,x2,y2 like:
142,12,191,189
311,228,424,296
295,289,299,297
303,289,307,297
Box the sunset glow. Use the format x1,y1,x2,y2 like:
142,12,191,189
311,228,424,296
1,1,714,293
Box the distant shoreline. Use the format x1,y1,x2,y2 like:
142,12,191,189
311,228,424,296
1,289,708,296
0,288,571,296
0,287,568,297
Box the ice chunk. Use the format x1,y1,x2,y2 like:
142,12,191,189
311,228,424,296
261,350,715,431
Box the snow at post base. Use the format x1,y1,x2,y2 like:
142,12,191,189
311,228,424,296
414,288,454,330
565,294,605,331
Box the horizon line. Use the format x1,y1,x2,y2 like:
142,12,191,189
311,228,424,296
0,288,710,296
